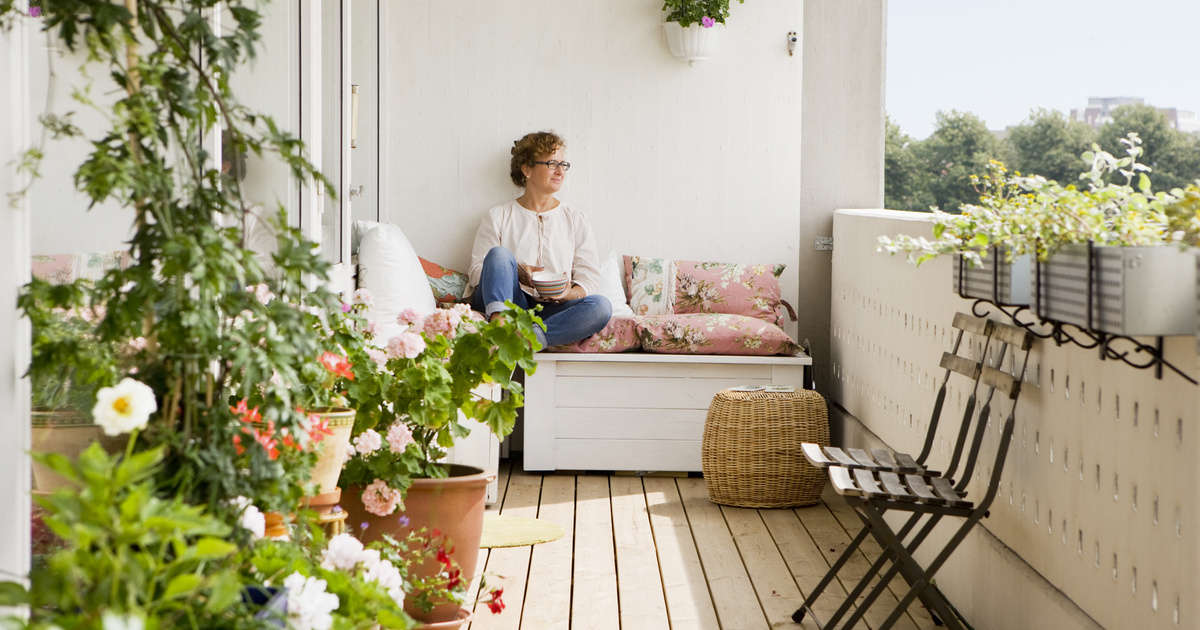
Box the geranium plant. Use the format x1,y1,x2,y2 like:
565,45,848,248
339,303,541,514
662,0,745,27
878,133,1185,266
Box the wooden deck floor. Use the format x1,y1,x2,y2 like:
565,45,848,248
465,459,943,630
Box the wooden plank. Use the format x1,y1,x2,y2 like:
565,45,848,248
571,476,619,630
829,466,861,497
823,447,862,468
760,507,852,628
846,448,879,468
536,352,812,367
555,408,708,441
470,470,540,630
904,474,940,503
522,359,559,471
930,477,972,509
879,472,917,502
610,476,670,630
991,321,1032,350
470,459,515,609
555,375,762,410
870,448,902,472
643,477,720,630
520,475,576,630
556,361,776,379
939,353,980,380
720,505,805,627
553,439,702,472
981,366,1020,399
802,442,833,468
676,478,767,630
951,312,993,335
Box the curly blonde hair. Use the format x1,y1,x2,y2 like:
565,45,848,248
510,131,565,187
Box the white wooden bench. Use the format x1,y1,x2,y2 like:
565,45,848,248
521,351,813,472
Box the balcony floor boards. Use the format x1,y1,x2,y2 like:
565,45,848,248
466,458,942,630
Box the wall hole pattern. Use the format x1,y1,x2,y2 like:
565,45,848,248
831,225,1196,630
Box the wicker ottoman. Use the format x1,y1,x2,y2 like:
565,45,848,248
702,388,829,508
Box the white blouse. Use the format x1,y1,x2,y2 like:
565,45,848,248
466,199,602,298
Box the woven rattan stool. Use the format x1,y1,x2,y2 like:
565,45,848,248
702,388,829,508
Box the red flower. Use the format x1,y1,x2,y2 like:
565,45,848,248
446,569,461,590
318,351,355,381
306,413,333,445
486,588,505,614
230,399,262,424
437,546,453,569
232,434,245,455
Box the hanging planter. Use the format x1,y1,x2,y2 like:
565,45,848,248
952,247,1032,306
663,21,721,66
1035,243,1197,336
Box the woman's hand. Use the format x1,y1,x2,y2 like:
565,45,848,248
541,284,581,304
517,263,543,287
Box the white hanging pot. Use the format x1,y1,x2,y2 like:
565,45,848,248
663,21,720,66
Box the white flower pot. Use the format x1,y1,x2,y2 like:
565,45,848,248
664,22,720,66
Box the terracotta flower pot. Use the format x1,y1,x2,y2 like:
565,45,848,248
31,410,126,492
340,464,495,625
414,607,472,630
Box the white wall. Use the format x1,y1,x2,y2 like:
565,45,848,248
831,209,1197,630
383,0,808,339
1,9,33,588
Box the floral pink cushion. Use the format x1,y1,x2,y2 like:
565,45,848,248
635,313,800,356
547,316,641,353
626,256,786,324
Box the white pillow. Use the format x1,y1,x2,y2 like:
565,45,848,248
352,219,384,255
599,251,635,318
357,224,437,340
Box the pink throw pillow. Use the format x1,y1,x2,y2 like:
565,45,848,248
547,316,641,353
635,313,800,356
672,259,785,324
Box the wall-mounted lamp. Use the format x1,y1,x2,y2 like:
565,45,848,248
787,31,797,56
350,84,360,149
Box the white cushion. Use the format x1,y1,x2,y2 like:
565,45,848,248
357,224,436,341
352,219,384,255
599,251,635,318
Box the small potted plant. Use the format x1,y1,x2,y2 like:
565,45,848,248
661,0,746,65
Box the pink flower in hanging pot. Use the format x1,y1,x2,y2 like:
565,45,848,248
700,16,715,28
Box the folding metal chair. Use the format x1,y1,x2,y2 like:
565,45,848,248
793,313,997,625
799,320,1034,629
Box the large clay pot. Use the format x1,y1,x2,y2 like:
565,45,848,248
302,407,355,515
31,410,126,491
341,464,495,625
414,607,472,630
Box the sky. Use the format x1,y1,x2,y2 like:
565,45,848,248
887,0,1200,139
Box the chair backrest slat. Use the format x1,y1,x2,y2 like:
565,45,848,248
940,353,981,379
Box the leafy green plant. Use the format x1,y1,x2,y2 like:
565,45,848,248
661,0,745,27
0,440,264,629
878,133,1186,266
339,304,540,514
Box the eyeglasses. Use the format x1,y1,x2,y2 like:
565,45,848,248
534,160,571,172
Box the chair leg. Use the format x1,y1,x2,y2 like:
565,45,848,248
791,518,876,622
837,509,963,630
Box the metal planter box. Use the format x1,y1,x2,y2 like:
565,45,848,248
951,247,1031,306
1035,244,1197,336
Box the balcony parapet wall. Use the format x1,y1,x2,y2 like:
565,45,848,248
830,209,1197,630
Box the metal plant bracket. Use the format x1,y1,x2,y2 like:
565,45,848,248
970,299,1197,386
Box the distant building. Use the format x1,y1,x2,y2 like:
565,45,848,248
1071,96,1200,133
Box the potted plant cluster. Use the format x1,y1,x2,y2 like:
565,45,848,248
335,303,540,625
879,133,1200,336
661,0,745,65
1,1,531,629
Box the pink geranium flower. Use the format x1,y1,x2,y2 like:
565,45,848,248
396,308,424,329
386,422,414,454
701,16,715,28
362,479,404,517
386,332,426,359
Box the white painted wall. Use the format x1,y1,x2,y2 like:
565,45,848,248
831,209,1197,630
383,0,809,339
1,9,33,589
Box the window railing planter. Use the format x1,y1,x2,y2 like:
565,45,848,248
952,246,1031,306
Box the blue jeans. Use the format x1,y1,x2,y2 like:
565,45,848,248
470,246,612,348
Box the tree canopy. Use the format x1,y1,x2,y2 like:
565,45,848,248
885,105,1200,213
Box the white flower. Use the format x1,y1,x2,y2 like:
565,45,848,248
352,288,374,306
92,377,158,436
320,533,366,571
284,572,339,630
101,612,145,630
232,496,265,540
353,429,383,455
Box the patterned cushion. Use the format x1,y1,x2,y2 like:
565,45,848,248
547,316,641,353
635,313,800,356
625,256,786,324
418,257,470,305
